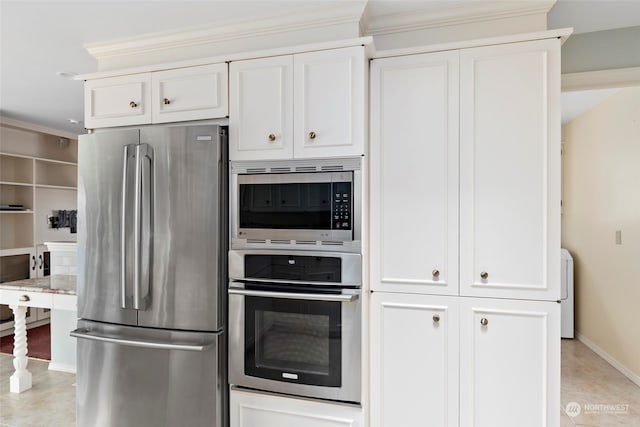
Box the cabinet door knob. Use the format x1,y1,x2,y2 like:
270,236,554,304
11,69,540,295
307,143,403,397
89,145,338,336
432,269,440,278
130,101,138,108
19,295,30,302
480,271,489,280
163,97,171,105
268,134,276,142
480,318,488,326
432,314,440,323
308,131,317,140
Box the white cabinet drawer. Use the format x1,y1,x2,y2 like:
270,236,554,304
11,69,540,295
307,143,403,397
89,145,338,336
85,74,152,128
0,290,53,309
152,63,228,123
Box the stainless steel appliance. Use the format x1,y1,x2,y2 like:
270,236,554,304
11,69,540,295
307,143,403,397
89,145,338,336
72,124,227,427
228,249,361,403
230,157,362,252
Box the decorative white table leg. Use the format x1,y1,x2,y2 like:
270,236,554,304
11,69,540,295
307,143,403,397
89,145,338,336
8,304,32,393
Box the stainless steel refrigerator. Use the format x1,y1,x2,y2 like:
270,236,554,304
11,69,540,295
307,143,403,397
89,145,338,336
72,124,227,427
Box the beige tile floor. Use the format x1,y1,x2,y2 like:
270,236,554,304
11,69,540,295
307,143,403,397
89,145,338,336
0,340,639,426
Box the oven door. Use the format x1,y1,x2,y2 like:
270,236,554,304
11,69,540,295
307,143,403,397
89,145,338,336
228,283,361,403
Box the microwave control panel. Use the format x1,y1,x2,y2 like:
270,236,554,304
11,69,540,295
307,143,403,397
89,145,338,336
332,182,351,230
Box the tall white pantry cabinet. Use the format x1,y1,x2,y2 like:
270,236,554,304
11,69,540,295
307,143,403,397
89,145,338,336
370,36,561,427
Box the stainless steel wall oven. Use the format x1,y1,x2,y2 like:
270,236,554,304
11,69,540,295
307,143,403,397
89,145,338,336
228,249,361,403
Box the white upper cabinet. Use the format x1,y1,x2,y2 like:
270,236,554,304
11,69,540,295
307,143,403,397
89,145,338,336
84,63,228,129
229,56,294,160
85,74,152,128
151,64,228,124
370,292,459,427
370,51,459,295
229,46,366,160
459,38,561,301
293,46,366,159
459,297,560,427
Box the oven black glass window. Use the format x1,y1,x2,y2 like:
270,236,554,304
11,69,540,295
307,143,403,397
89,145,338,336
245,296,341,387
239,180,352,231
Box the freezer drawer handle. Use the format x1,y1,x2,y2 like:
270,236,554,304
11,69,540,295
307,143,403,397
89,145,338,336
228,288,359,302
70,329,215,352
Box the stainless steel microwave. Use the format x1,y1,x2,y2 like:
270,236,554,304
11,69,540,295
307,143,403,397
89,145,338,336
230,158,362,251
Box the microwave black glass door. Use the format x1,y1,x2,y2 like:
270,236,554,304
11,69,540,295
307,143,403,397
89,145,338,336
239,181,351,231
245,296,341,387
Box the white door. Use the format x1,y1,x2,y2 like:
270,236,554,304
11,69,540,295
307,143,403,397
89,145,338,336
370,292,459,427
293,46,366,158
459,38,561,301
151,63,228,123
370,51,459,295
229,55,293,160
230,388,363,427
84,73,152,128
459,297,560,427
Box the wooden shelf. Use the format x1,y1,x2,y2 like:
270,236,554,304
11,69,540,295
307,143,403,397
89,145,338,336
0,210,33,214
0,181,32,187
35,184,77,191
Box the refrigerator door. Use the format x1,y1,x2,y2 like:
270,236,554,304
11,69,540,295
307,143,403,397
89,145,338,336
78,129,139,326
74,319,225,427
138,125,226,331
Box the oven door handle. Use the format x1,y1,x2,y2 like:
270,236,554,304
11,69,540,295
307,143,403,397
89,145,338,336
228,288,359,302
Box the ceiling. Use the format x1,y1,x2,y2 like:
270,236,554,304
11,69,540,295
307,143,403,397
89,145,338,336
1,0,639,136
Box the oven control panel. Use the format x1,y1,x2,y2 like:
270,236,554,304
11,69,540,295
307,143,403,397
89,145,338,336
332,182,351,230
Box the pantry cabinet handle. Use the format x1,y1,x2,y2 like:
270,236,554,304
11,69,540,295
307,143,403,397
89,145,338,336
308,131,317,140
163,97,171,105
129,101,137,108
19,295,30,302
480,271,489,280
480,318,488,326
268,134,276,142
38,254,43,270
31,256,36,271
432,314,440,323
432,269,440,278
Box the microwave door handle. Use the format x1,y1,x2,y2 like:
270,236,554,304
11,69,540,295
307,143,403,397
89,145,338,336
228,288,359,302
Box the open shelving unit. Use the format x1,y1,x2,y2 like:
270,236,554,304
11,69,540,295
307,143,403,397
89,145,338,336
0,118,79,334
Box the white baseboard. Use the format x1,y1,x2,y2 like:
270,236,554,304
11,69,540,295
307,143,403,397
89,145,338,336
48,362,76,374
576,331,640,388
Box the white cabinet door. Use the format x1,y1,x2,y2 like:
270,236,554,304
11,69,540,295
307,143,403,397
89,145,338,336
294,46,366,159
459,38,561,301
151,63,228,123
370,51,459,295
460,297,560,427
229,56,294,160
230,388,363,427
370,292,458,427
84,73,152,128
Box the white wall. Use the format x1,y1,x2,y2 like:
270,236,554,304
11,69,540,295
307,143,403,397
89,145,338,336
561,86,640,379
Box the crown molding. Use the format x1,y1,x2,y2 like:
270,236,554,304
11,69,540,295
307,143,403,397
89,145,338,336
363,0,556,36
562,66,640,91
0,116,79,140
85,2,367,61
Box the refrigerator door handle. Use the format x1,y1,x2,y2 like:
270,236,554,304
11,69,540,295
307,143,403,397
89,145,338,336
134,143,152,311
70,328,216,352
121,144,137,309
